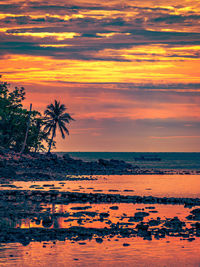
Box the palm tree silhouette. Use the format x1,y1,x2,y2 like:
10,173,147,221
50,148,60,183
44,100,74,153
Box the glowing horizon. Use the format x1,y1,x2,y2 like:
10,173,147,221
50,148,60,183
1,0,200,152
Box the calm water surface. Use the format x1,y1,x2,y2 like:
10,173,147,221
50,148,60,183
5,174,200,198
11,202,200,229
1,238,200,267
1,174,200,266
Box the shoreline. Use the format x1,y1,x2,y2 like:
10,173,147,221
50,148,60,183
1,189,200,206
0,190,200,245
1,152,200,246
1,151,200,181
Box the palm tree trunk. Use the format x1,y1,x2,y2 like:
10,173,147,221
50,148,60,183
20,103,32,154
48,126,56,153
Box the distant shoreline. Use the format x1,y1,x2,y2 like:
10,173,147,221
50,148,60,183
0,151,200,181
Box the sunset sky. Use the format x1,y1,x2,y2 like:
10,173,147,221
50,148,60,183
1,0,200,152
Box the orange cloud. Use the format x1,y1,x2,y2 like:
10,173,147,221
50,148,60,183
1,0,200,151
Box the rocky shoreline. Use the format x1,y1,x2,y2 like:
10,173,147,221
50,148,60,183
1,151,200,247
0,190,200,245
0,151,199,181
1,222,199,245
1,190,200,207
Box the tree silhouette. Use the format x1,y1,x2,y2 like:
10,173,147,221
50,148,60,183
44,100,74,153
0,79,49,152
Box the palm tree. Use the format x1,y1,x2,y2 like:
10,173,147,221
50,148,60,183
44,100,74,153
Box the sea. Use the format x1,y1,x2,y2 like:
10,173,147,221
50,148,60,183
56,152,200,170
1,152,200,266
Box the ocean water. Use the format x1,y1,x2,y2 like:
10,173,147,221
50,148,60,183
56,152,200,170
11,174,200,198
1,153,200,266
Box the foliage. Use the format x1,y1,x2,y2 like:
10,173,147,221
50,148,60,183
0,78,50,152
44,100,74,153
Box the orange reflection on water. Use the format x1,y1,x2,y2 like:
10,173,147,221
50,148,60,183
1,237,200,267
13,203,200,230
10,174,200,198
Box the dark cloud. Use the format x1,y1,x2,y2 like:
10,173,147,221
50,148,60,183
0,40,132,61
0,1,200,62
152,14,200,24
80,33,100,38
30,4,115,11
47,81,200,91
0,31,200,61
0,15,66,25
0,4,21,11
168,52,200,59
0,2,119,15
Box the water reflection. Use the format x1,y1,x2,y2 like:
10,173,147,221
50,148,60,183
1,174,200,198
1,200,200,231
1,175,200,266
1,238,200,267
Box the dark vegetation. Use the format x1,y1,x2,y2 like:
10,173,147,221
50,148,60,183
44,100,74,153
0,76,74,153
0,77,140,179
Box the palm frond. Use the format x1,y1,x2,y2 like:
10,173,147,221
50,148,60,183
58,121,69,136
44,124,53,135
58,124,66,139
60,113,75,122
43,100,74,145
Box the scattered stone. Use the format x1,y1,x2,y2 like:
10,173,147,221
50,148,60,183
123,243,130,247
109,206,119,210
42,216,53,228
164,217,185,230
70,206,92,210
95,238,103,243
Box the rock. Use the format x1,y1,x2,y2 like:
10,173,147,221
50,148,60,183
42,216,53,228
134,212,149,217
73,211,97,218
0,166,16,178
195,222,200,229
145,206,156,210
95,238,103,243
123,243,130,246
109,206,119,210
136,222,149,231
129,211,149,222
164,217,185,229
0,159,6,167
99,212,109,218
70,206,92,210
187,237,195,242
0,147,6,155
98,159,108,166
63,153,71,160
191,209,200,215
148,219,161,226
187,209,200,221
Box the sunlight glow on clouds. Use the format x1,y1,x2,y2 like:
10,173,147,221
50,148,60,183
0,0,200,151
6,31,80,40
